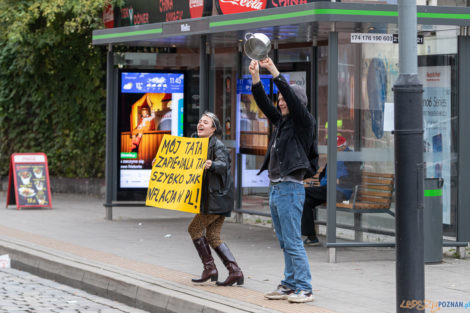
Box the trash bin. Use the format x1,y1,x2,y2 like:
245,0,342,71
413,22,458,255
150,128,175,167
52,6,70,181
424,178,444,263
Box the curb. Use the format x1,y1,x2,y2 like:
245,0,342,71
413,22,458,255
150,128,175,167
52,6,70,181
0,238,280,313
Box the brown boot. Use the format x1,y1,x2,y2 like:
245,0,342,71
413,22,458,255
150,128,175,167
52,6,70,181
191,237,218,283
214,243,244,286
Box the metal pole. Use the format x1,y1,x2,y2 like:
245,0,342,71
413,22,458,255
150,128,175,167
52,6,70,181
310,41,318,117
457,36,470,244
199,35,208,115
235,42,243,223
394,1,424,311
104,44,114,220
398,1,417,75
271,39,279,104
326,29,338,263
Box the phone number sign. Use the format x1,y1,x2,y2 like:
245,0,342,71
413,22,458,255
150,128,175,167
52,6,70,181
351,33,424,44
350,33,394,44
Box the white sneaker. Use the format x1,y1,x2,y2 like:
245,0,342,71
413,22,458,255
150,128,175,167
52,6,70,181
264,284,295,300
287,290,315,303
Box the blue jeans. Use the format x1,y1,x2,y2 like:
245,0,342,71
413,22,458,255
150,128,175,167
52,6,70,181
269,181,312,292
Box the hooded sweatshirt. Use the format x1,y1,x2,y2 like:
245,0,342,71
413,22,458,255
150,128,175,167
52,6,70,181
251,74,319,181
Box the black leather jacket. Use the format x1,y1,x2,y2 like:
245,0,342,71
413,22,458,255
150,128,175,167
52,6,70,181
252,74,318,178
199,135,234,216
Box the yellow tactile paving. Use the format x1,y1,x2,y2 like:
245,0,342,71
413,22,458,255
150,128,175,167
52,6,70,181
0,225,336,313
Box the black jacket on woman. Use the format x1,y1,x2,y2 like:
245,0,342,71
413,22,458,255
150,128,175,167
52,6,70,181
197,134,234,216
251,74,318,179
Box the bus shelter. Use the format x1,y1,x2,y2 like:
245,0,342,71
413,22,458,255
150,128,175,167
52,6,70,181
92,1,470,261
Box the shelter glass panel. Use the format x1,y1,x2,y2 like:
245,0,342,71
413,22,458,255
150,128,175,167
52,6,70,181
236,46,311,217
316,33,398,242
417,26,459,235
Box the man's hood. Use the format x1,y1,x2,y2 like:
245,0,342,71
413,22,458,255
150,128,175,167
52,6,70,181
290,84,308,107
276,84,308,114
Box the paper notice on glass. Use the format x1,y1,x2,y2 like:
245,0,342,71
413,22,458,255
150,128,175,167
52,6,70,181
0,254,11,268
383,102,394,132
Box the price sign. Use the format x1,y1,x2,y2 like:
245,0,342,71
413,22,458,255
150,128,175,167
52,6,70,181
6,153,52,209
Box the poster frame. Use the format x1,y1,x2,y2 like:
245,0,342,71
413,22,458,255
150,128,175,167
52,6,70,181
116,68,188,201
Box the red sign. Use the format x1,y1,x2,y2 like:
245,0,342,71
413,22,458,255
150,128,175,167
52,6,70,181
215,0,267,15
189,0,204,18
103,4,115,28
6,153,52,210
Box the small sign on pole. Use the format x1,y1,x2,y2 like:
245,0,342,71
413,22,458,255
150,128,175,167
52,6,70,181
6,153,52,209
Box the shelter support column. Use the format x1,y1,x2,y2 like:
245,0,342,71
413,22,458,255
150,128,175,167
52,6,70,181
326,30,338,263
235,42,243,224
199,35,209,115
104,44,115,220
457,35,470,256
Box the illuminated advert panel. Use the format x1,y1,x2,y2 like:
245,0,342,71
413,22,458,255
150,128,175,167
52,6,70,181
118,71,184,189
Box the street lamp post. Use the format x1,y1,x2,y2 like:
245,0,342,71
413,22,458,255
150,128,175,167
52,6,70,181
393,1,425,312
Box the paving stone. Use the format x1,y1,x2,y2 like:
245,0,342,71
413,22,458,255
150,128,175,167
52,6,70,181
0,268,149,313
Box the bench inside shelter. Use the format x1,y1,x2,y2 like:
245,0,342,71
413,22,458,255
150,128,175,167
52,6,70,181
304,170,395,241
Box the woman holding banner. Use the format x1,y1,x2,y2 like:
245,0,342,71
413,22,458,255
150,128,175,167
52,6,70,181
187,112,244,286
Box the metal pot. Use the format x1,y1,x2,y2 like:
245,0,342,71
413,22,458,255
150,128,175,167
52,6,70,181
244,33,271,61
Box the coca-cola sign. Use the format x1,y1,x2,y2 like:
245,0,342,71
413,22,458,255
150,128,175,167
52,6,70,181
215,0,267,15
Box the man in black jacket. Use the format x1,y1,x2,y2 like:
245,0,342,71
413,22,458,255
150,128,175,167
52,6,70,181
249,57,318,304
302,136,362,245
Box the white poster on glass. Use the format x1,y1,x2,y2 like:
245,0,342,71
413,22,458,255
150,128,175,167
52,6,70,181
418,65,451,224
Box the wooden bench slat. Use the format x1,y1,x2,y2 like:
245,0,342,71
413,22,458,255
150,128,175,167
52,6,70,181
358,190,393,198
361,172,394,178
360,184,393,191
353,203,390,209
335,202,353,209
335,202,389,210
362,177,393,184
305,169,395,215
356,196,391,204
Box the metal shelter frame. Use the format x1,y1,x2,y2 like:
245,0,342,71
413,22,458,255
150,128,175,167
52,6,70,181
93,2,470,261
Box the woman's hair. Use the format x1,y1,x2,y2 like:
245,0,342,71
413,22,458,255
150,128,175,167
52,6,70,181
202,111,222,136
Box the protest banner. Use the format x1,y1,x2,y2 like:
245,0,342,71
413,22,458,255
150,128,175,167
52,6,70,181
146,134,208,213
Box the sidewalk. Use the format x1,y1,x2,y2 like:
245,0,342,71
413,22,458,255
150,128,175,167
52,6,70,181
0,192,469,313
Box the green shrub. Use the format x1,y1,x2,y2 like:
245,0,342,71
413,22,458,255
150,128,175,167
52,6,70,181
0,0,121,177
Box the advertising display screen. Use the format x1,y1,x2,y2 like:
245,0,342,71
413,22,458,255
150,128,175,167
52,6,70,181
118,71,185,192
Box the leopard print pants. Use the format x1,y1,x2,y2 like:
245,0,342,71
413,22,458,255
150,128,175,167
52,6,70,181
188,213,225,248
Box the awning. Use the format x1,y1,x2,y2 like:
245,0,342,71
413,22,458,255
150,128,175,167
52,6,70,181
92,2,470,48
